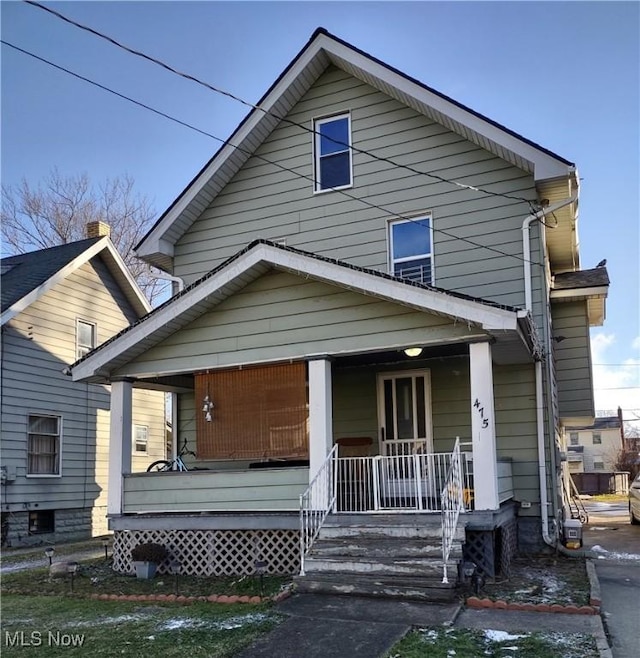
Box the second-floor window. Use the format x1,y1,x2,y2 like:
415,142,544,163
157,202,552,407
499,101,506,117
314,114,352,191
592,432,602,445
77,320,96,359
389,216,433,285
27,414,61,476
569,432,579,445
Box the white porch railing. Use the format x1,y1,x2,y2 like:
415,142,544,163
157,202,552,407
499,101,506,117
299,444,338,575
335,449,473,513
440,437,464,583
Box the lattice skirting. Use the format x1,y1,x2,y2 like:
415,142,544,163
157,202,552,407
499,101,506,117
112,529,300,576
463,518,519,580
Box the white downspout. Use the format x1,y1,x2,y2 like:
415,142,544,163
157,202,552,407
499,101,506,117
522,193,577,547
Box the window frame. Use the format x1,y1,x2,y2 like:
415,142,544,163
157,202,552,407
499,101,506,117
592,432,602,445
26,414,62,478
133,424,149,455
313,113,353,193
388,214,435,285
76,319,97,360
569,432,579,446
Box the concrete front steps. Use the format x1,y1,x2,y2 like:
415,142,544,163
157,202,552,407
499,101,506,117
296,513,464,602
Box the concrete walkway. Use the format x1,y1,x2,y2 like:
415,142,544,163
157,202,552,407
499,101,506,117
236,594,459,658
237,593,611,658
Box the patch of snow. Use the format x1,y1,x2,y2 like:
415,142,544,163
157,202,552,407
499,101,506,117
419,629,440,641
502,648,519,652
146,636,155,641
156,612,270,633
590,545,640,560
484,630,527,642
69,614,145,627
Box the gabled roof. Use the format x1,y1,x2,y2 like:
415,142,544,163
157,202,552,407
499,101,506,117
71,240,536,383
136,27,577,272
0,237,151,325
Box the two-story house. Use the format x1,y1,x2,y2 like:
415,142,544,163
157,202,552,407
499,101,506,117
0,224,165,547
69,30,608,597
566,412,624,473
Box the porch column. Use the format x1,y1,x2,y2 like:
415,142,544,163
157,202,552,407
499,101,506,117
308,358,333,482
107,379,133,516
469,342,499,510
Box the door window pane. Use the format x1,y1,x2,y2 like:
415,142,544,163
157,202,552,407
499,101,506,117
395,377,414,440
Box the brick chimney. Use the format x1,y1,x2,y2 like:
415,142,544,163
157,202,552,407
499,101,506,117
86,221,111,238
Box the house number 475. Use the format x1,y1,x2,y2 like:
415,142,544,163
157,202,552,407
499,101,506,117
473,398,489,428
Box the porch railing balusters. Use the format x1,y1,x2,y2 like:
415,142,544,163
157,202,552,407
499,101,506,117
299,444,338,575
440,437,464,584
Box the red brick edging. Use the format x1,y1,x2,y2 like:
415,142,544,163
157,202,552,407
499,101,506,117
87,589,292,605
465,596,598,615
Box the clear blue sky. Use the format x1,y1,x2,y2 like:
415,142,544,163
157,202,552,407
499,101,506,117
2,1,639,419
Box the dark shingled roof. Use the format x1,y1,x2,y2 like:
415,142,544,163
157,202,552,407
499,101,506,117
554,267,609,290
1,238,102,314
567,416,622,431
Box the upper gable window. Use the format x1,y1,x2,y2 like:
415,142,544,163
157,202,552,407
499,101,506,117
314,114,352,192
77,320,96,360
389,216,434,285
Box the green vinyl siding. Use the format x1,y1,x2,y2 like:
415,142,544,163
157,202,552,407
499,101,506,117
118,270,489,378
123,468,309,513
173,66,537,311
331,359,540,508
552,301,595,421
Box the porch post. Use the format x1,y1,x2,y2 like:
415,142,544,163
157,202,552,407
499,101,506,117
107,379,133,516
308,358,333,482
469,342,499,510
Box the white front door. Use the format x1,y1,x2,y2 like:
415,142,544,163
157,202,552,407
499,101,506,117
377,370,433,456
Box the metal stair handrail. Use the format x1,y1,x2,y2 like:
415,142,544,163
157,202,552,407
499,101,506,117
562,474,589,524
440,437,464,584
299,444,339,575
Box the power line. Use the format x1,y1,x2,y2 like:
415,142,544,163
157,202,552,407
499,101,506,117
24,0,539,207
2,39,547,269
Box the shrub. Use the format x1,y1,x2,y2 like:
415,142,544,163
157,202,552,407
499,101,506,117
131,542,168,563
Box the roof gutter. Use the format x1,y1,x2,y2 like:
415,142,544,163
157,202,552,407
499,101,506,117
522,193,578,550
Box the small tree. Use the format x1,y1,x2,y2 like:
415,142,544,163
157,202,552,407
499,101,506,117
1,169,166,303
613,448,640,481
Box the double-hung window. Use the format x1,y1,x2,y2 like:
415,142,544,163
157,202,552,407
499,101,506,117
77,319,96,359
27,414,61,476
133,425,149,454
314,114,352,191
389,216,434,285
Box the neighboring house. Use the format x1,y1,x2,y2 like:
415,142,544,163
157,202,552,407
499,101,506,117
566,412,624,473
69,29,609,594
0,224,165,547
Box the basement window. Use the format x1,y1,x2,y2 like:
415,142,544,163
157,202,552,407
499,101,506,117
28,510,55,534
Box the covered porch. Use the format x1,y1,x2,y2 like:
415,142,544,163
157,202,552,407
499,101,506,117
70,241,539,576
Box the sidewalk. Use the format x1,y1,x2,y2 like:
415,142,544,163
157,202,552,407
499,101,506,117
236,592,612,658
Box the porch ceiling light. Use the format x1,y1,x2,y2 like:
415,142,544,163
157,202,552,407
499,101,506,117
404,347,423,357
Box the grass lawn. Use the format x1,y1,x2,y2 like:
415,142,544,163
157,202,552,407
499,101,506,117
386,627,599,658
2,559,290,599
1,595,281,657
